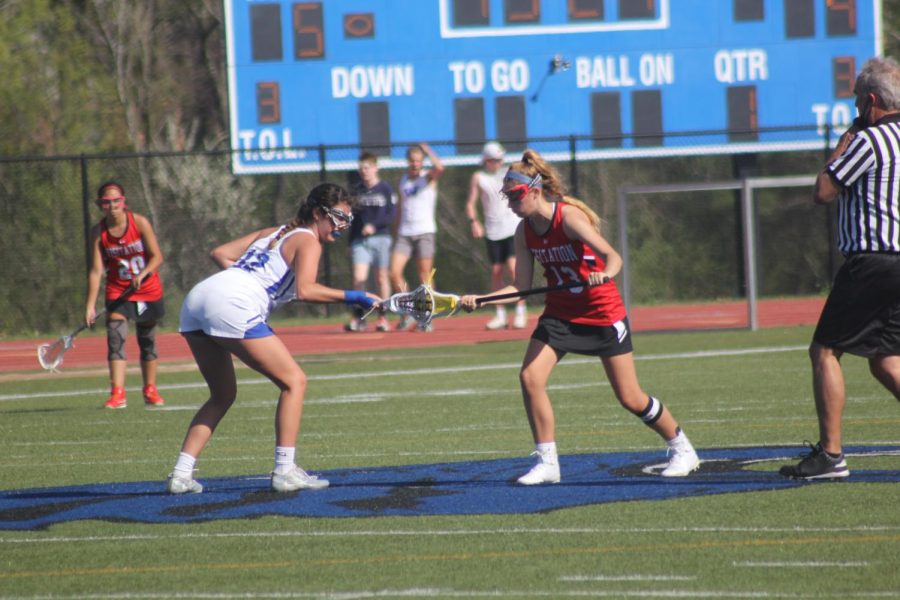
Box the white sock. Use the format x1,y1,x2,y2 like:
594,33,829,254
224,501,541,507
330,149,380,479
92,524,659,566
173,452,196,479
495,306,507,320
667,429,692,449
515,303,527,317
535,441,558,463
274,446,295,475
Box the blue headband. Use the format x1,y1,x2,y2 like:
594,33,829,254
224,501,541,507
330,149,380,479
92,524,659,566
504,171,542,188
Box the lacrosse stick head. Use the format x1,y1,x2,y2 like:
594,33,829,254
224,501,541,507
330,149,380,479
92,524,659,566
37,336,74,371
384,284,460,326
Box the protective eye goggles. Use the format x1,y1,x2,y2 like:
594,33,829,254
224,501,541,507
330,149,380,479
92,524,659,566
500,172,542,203
96,196,126,207
324,207,353,230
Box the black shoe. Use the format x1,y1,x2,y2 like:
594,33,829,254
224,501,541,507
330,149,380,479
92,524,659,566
779,441,849,480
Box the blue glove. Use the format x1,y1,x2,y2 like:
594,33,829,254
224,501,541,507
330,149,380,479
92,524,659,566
343,290,375,309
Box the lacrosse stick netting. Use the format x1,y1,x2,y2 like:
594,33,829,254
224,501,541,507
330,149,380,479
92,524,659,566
37,336,75,371
382,284,460,325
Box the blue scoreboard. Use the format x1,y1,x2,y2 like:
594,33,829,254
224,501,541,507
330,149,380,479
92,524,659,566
223,0,881,174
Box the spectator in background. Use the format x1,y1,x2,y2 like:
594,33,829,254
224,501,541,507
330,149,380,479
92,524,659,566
85,181,166,409
465,141,528,330
390,142,444,331
345,152,395,332
781,57,900,480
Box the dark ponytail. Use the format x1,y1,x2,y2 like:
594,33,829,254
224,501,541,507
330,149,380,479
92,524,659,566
268,183,352,249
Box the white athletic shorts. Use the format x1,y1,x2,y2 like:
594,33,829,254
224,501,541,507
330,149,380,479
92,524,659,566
179,270,273,339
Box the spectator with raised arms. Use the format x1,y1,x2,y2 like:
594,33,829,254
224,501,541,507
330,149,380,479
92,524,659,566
390,142,444,331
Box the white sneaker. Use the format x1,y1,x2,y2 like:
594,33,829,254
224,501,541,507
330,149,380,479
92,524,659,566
271,466,330,492
167,473,203,494
486,315,508,330
517,454,561,485
512,313,527,329
661,443,700,477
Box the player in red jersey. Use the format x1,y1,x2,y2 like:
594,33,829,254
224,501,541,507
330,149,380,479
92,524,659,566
85,181,166,409
461,149,699,484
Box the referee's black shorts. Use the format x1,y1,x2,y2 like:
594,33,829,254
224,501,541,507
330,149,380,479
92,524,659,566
814,253,900,357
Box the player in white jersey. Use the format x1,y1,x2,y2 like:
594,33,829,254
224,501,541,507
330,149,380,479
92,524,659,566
466,142,527,330
390,142,444,330
168,183,379,495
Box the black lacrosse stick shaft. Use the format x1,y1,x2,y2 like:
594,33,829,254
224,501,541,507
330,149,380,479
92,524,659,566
477,280,588,304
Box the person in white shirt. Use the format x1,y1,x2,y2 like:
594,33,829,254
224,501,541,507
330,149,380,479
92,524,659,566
390,142,444,330
466,142,527,330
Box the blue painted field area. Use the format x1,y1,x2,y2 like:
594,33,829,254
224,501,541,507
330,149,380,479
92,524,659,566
2,445,897,531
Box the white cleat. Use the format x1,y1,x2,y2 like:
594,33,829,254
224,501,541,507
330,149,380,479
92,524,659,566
512,313,528,329
485,315,509,330
516,459,561,485
271,466,330,492
167,473,203,494
661,445,700,477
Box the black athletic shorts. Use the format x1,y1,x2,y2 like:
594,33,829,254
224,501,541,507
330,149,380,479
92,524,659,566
486,236,515,265
108,299,166,325
814,253,900,357
532,315,633,357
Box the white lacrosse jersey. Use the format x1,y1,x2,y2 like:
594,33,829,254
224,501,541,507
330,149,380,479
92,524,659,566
179,227,314,338
476,167,520,241
397,173,437,236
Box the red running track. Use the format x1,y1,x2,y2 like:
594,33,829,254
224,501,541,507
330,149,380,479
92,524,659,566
0,297,824,374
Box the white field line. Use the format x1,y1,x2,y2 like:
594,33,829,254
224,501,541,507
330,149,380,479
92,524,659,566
560,575,697,582
3,525,898,545
0,581,893,598
732,561,869,568
0,345,806,403
1,589,898,599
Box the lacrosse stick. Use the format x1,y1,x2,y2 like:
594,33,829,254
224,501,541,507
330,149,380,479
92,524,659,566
373,279,606,325
374,283,461,326
475,279,595,304
37,284,140,371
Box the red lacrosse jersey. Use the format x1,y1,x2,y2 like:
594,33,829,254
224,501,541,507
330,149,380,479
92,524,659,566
100,211,163,302
524,202,626,326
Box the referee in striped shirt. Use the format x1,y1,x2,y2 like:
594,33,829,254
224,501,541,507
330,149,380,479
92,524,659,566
782,57,900,480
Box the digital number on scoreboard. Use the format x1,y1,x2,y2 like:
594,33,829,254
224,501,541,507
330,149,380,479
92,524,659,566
223,0,880,173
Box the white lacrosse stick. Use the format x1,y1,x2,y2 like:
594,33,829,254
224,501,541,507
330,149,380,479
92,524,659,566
37,279,142,371
37,320,97,372
376,284,461,326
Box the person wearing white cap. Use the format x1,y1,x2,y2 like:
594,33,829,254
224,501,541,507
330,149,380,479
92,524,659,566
465,141,528,329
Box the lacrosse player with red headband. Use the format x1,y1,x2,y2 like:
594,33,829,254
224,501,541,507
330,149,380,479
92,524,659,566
85,181,166,409
169,183,378,494
460,149,700,485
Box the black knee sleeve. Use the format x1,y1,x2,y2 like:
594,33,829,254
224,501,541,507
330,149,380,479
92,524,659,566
137,322,158,361
107,319,128,361
638,395,664,425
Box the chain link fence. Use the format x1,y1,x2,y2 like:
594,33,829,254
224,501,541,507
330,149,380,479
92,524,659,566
0,128,835,336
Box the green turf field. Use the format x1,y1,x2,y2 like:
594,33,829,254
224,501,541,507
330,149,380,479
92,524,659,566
1,326,898,598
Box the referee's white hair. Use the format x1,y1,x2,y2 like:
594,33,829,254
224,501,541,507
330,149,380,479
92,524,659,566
856,57,900,111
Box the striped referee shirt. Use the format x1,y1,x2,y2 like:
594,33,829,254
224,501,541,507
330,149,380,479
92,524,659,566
827,113,900,255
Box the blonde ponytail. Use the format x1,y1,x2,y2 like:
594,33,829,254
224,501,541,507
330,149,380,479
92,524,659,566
510,149,602,230
560,196,602,230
